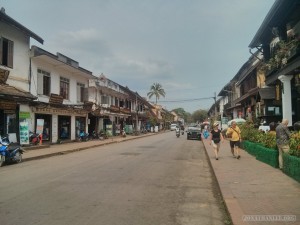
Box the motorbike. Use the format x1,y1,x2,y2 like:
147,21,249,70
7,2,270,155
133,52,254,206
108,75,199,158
90,130,100,139
0,135,24,167
121,129,126,137
176,129,180,138
29,131,40,145
77,130,89,142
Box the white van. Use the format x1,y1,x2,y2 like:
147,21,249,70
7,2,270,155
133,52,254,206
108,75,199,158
170,124,177,131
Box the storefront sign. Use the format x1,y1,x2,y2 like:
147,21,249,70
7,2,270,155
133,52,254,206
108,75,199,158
0,100,16,110
33,106,87,116
19,111,31,119
49,93,63,105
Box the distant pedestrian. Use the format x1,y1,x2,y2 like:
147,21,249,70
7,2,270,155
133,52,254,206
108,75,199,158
276,119,291,170
226,121,242,159
209,122,224,160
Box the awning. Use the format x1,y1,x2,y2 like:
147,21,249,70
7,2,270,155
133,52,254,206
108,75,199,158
0,84,36,101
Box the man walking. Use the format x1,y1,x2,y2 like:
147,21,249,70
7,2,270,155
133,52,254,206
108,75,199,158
276,119,291,170
226,121,241,159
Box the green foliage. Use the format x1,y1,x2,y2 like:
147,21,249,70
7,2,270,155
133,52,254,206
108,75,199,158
191,109,208,123
240,122,300,157
290,132,300,157
147,83,166,103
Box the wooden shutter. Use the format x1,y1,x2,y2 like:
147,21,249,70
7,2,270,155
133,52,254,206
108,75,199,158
0,38,2,65
7,40,13,68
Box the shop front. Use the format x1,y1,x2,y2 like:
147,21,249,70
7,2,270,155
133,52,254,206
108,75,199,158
58,115,71,140
35,114,51,142
75,116,86,137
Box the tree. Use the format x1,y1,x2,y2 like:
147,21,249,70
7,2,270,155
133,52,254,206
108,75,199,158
191,109,208,123
147,83,166,104
171,108,191,124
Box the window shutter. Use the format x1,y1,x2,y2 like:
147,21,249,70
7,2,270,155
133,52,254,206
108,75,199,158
0,38,2,65
76,85,81,102
37,74,43,94
7,40,13,68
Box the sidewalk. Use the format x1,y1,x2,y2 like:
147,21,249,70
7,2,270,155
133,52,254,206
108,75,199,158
22,132,156,161
203,138,300,225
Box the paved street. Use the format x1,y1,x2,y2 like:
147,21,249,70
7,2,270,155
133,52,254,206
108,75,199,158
0,132,229,225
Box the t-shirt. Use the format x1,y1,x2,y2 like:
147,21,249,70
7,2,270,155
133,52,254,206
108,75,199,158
226,126,241,141
211,129,221,143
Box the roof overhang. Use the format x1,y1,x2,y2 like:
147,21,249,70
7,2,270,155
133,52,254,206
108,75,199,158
0,9,44,44
0,84,37,101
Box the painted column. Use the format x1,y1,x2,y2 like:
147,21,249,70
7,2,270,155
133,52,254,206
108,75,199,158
278,75,293,126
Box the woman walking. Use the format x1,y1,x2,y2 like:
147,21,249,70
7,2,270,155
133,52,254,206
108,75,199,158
209,122,224,160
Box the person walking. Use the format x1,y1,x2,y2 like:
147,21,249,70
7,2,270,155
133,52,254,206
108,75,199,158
226,121,242,159
276,119,291,170
209,122,224,160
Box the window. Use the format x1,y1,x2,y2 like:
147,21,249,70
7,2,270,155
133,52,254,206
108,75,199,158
60,77,69,100
101,95,109,104
37,69,51,96
77,83,85,103
0,37,14,68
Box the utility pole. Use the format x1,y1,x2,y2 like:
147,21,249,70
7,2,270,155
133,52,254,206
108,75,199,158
214,92,217,120
135,94,139,135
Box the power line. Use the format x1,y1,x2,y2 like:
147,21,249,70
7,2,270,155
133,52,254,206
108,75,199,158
157,96,214,103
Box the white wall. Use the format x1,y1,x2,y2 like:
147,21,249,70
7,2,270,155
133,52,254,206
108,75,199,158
0,21,31,92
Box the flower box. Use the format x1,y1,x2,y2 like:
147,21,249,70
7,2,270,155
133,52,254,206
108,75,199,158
242,140,278,168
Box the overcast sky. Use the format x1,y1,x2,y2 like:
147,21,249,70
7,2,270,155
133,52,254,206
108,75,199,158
2,0,275,113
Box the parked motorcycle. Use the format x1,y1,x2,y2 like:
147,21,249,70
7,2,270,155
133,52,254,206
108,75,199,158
99,130,108,140
0,135,24,167
90,130,101,140
77,130,89,142
176,129,180,138
29,131,40,145
121,129,126,137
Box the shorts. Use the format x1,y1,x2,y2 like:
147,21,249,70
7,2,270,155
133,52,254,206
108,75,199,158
230,140,240,148
212,140,220,149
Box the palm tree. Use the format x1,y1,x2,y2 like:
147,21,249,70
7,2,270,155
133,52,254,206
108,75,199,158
147,83,166,104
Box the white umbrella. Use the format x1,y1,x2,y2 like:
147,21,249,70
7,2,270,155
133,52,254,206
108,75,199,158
228,118,246,126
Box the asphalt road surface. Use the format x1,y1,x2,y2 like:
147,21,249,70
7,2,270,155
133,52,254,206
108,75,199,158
0,131,230,225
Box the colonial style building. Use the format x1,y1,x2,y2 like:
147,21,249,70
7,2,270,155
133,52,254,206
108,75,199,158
213,0,300,128
0,8,44,143
248,0,300,126
29,46,95,143
1,8,169,145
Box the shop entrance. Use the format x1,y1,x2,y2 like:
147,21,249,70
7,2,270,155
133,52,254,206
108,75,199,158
58,115,71,140
35,114,51,142
75,117,86,137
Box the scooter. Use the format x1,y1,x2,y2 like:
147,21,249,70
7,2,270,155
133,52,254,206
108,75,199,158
77,130,89,142
0,135,24,167
90,130,100,140
29,131,40,145
176,129,180,138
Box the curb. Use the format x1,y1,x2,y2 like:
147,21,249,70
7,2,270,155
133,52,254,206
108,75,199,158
202,139,234,225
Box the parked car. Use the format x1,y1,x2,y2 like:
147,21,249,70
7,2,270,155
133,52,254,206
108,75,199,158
186,127,201,140
170,123,177,131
